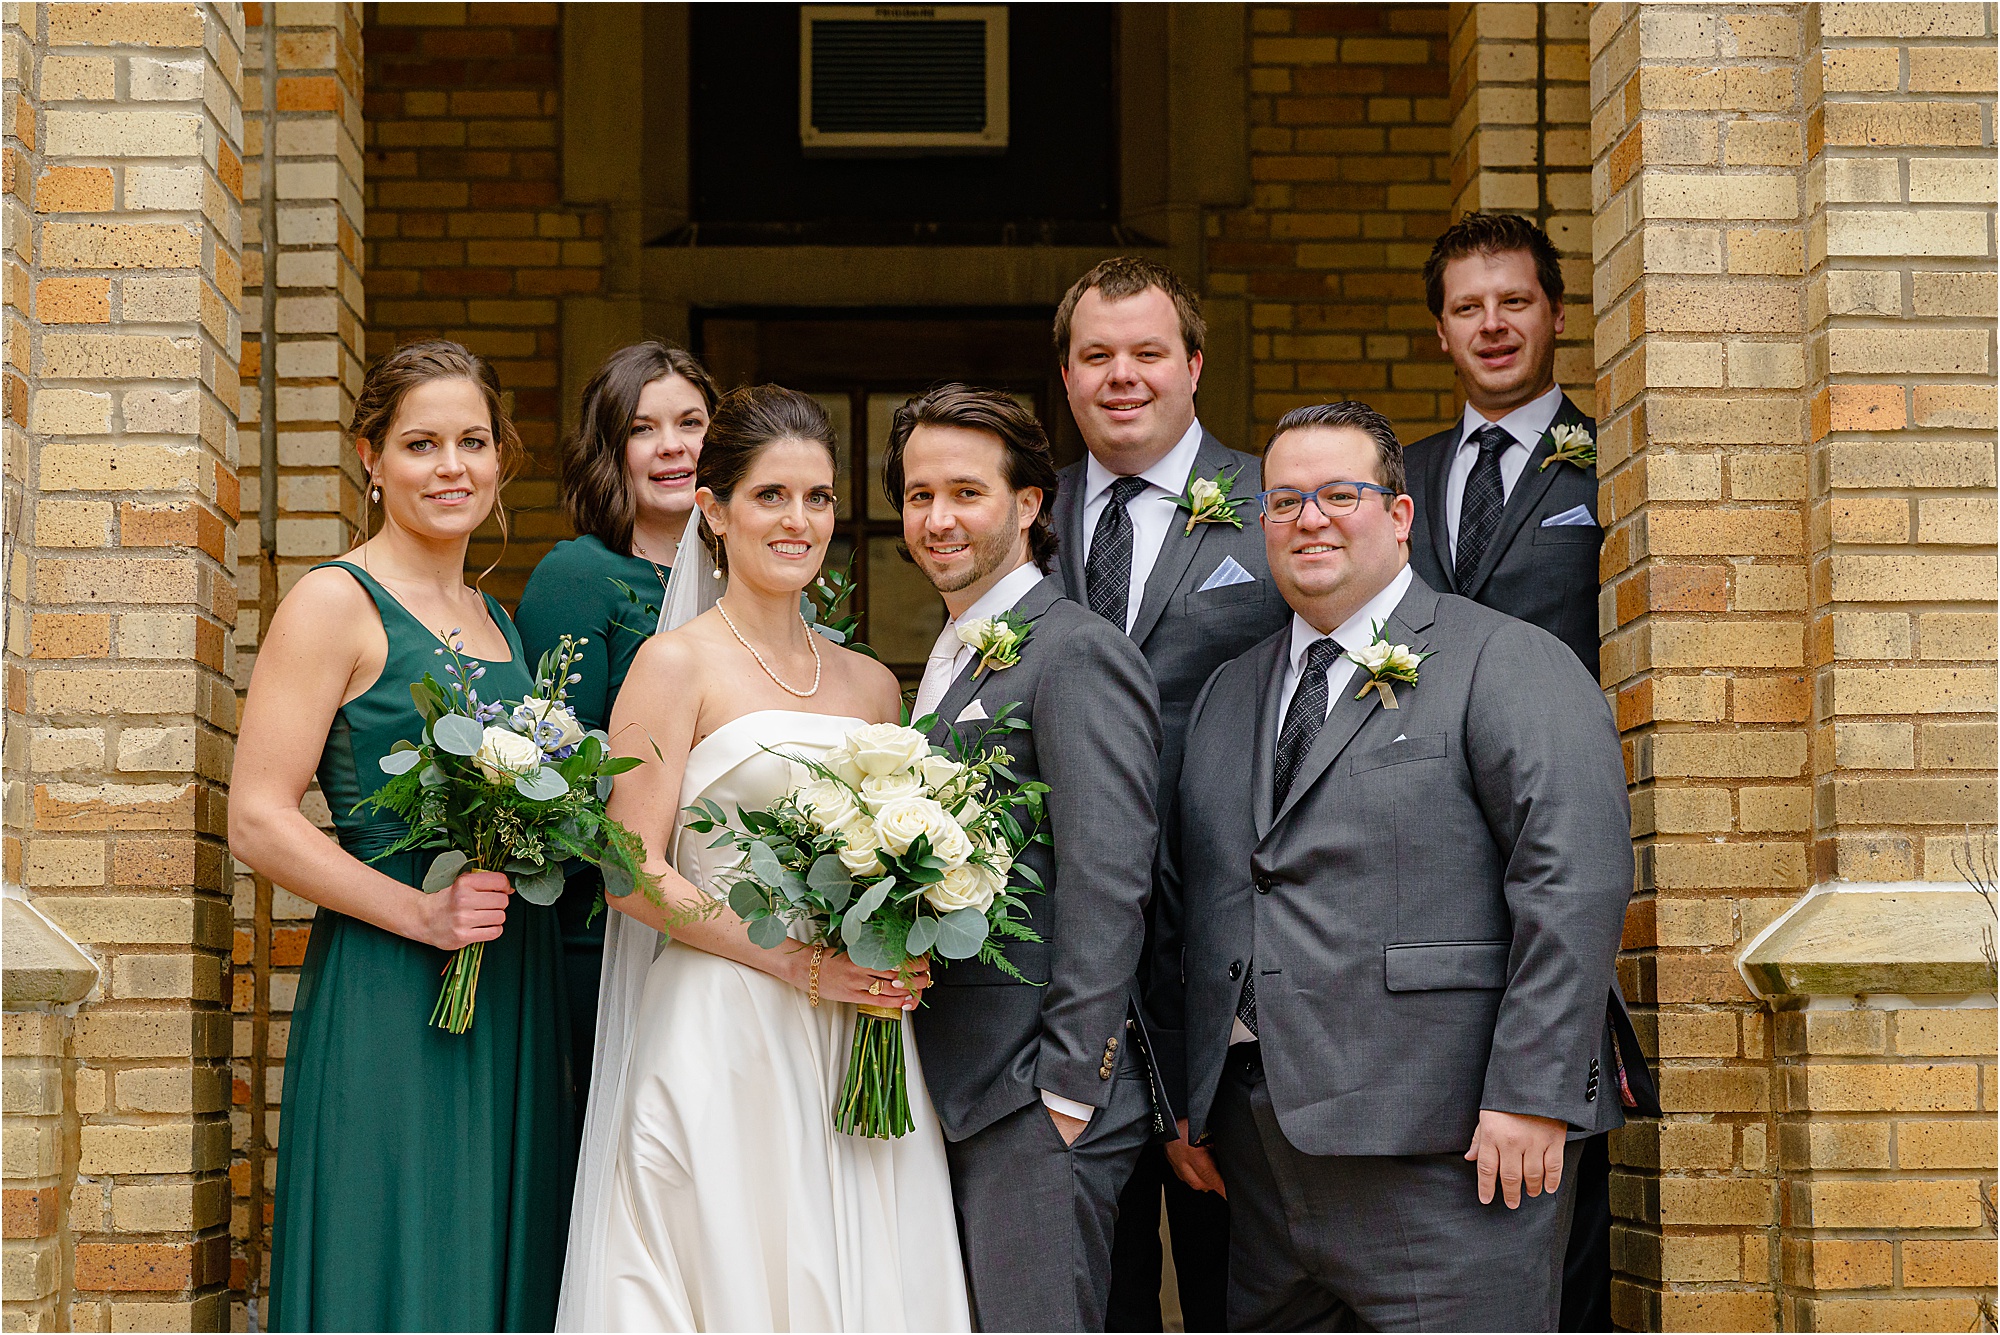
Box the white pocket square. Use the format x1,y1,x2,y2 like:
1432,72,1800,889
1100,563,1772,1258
1197,555,1257,592
955,700,989,724
1541,504,1595,528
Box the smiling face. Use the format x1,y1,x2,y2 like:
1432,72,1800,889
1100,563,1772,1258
696,435,836,595
1262,424,1413,633
1062,285,1203,474
361,376,500,540
1435,248,1564,418
622,374,709,548
898,423,1040,616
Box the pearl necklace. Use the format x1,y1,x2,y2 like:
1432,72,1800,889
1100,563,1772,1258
715,602,822,698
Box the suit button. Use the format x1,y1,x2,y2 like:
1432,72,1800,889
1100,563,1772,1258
1254,875,1272,895
1228,961,1243,981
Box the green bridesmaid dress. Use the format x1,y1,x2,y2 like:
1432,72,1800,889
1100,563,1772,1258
269,561,573,1333
514,535,666,1124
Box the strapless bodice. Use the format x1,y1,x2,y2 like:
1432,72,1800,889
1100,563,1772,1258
675,710,866,903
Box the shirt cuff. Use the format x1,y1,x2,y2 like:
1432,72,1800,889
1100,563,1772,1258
1040,1089,1096,1123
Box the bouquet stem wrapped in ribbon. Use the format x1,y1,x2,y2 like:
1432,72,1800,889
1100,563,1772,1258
685,709,1048,1138
360,633,654,1033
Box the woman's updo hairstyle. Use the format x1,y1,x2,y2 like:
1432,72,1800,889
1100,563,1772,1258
351,339,523,542
695,384,838,573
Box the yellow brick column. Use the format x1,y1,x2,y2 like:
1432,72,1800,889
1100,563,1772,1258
230,6,365,1323
3,2,245,1328
1592,4,1819,1329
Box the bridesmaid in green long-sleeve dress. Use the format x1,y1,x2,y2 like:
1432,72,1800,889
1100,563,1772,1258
230,341,572,1331
515,341,716,1124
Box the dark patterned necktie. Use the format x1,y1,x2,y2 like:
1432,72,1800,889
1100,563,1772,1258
1240,636,1344,1038
1455,423,1511,590
1085,475,1150,628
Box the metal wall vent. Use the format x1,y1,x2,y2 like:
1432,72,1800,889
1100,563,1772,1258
800,5,1009,155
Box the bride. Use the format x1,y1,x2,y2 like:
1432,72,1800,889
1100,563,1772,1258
557,385,970,1331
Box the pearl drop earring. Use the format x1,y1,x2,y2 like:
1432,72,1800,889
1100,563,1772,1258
711,568,723,580
370,482,381,503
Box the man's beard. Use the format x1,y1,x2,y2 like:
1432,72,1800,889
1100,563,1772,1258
915,526,1016,595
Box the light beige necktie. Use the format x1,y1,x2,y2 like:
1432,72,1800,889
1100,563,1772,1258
912,622,964,721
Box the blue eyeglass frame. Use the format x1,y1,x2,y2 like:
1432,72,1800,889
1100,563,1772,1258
1257,479,1398,521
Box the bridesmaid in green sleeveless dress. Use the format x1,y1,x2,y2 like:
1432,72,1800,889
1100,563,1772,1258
230,341,572,1331
515,341,715,1124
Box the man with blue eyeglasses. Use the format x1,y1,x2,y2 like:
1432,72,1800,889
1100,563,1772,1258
1146,400,1636,1331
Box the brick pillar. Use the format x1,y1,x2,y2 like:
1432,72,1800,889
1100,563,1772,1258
2,2,245,1328
1445,3,1596,413
1592,4,1819,1329
231,7,364,1324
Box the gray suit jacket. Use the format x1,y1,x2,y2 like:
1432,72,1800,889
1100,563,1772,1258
1053,428,1292,810
1148,572,1634,1156
1404,393,1604,680
912,575,1163,1142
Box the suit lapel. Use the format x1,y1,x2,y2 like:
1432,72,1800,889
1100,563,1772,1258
924,576,1063,747
1425,420,1462,590
1054,463,1087,601
1129,431,1236,646
1461,394,1584,601
1269,576,1440,828
1251,632,1288,839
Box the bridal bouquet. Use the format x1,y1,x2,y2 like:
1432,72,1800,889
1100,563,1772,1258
360,632,654,1033
684,713,1047,1137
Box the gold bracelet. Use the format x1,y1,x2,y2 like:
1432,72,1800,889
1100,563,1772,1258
808,944,825,1008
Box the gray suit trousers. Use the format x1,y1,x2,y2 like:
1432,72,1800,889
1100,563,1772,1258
1212,1048,1579,1333
944,1049,1155,1332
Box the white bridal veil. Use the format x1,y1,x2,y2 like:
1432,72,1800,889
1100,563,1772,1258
555,513,721,1330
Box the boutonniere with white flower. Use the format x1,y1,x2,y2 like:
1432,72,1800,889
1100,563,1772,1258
1346,622,1433,710
1175,465,1251,534
1538,423,1596,473
958,610,1032,679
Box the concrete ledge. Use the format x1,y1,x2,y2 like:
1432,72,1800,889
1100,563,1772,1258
2,895,100,1009
1738,884,1999,1001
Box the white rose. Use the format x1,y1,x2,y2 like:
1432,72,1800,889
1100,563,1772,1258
858,770,925,810
473,725,542,783
924,864,997,915
916,753,963,792
835,816,885,878
847,722,931,777
874,796,961,859
511,698,586,753
1188,476,1221,508
1382,645,1423,675
1350,641,1392,673
955,616,995,651
977,837,1013,878
926,811,974,868
950,794,985,824
972,860,1009,903
797,779,862,833
821,741,865,785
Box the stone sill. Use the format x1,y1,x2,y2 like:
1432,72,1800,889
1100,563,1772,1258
1,894,100,1010
1738,883,1999,1003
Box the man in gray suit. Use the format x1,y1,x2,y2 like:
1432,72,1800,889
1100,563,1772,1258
889,384,1161,1332
1052,257,1290,1330
1148,401,1634,1331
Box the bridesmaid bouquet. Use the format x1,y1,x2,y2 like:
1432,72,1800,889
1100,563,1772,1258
684,713,1048,1137
359,632,654,1033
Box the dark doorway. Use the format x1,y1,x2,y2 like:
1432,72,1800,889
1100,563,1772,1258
696,309,1077,683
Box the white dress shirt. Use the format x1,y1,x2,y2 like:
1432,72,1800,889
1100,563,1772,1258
907,561,1097,1125
1443,383,1563,561
1233,563,1414,1046
1081,417,1206,632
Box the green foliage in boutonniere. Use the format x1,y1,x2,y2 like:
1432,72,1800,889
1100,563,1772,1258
1175,465,1252,534
958,610,1032,679
1345,621,1433,710
1538,422,1596,473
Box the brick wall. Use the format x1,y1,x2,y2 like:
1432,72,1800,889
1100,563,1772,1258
1,2,245,1328
361,1,602,606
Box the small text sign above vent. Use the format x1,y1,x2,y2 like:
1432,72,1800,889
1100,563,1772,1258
800,5,1009,155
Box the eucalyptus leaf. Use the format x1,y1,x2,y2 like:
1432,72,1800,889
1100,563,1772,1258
601,858,635,899
934,906,990,960
848,878,892,925
904,914,940,958
747,841,787,888
378,749,422,775
596,775,613,802
807,854,854,912
843,918,899,970
728,880,768,922
512,859,566,906
514,767,569,801
433,713,484,756
746,914,790,949
422,849,470,892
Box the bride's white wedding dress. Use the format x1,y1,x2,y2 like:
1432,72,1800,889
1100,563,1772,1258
566,708,970,1332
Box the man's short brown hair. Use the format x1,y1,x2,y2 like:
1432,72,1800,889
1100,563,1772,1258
882,383,1061,573
1053,256,1206,363
1421,212,1565,318
1266,400,1407,500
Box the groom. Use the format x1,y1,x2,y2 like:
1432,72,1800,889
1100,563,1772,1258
887,383,1162,1332
1149,400,1634,1330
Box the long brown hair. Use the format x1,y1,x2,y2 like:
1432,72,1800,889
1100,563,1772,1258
561,341,720,552
351,339,522,576
696,385,838,575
